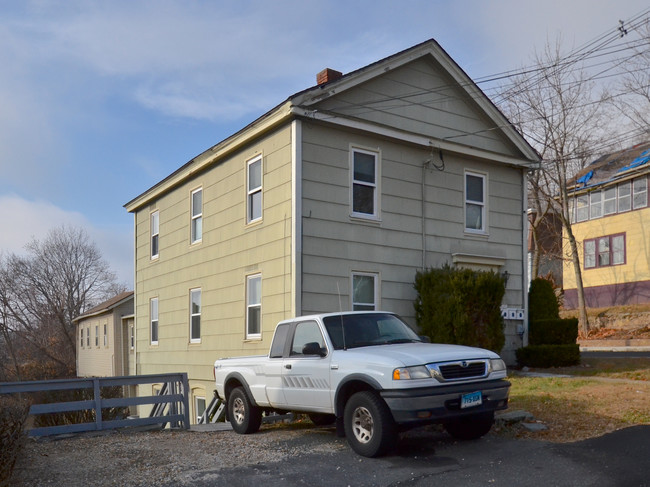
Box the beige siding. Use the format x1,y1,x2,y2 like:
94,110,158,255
77,314,114,377
133,125,294,395
300,123,525,354
314,57,522,157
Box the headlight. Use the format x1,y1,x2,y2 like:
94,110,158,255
393,365,431,380
489,358,507,373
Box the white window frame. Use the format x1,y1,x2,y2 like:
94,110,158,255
589,191,602,219
95,325,99,347
603,187,617,215
151,210,159,259
633,177,647,209
576,194,589,222
103,324,108,347
246,274,262,339
130,323,135,350
350,147,380,220
351,272,379,311
618,182,631,212
150,297,159,345
86,326,90,347
80,328,84,348
194,395,206,424
247,155,263,224
190,288,201,343
191,187,203,244
464,170,487,233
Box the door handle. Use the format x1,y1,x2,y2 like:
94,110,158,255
284,364,292,369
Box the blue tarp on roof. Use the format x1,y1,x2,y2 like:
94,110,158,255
617,150,650,173
576,170,593,185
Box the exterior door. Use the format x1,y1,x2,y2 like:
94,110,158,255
281,320,332,412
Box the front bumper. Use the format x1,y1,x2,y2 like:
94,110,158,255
380,378,510,424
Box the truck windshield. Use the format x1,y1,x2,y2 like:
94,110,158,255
323,313,421,350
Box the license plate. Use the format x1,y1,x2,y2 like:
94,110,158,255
461,391,482,409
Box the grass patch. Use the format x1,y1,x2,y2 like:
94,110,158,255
502,357,650,442
527,357,650,381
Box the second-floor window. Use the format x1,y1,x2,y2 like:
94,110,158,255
246,274,261,339
247,156,262,223
80,328,84,348
351,148,378,219
86,327,90,347
151,210,159,259
191,188,202,244
633,178,648,209
465,171,486,232
190,288,201,343
150,297,159,345
103,324,107,347
584,233,625,269
95,325,99,347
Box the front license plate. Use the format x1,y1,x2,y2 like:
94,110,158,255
461,391,482,409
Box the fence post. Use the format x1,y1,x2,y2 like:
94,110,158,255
181,373,190,429
94,378,102,431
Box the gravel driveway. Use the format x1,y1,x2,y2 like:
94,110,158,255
11,423,347,486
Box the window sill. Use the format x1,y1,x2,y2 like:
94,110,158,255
349,214,382,225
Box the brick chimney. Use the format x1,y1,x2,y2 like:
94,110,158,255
317,68,343,85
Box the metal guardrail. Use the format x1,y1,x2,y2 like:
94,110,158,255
0,373,190,437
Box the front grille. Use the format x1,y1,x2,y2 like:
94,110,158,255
437,361,487,380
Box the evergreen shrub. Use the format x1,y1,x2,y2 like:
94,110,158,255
414,265,506,353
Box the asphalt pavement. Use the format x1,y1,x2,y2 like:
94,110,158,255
175,424,650,487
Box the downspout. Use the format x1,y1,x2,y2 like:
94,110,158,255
132,212,138,375
421,161,429,270
291,120,303,316
521,168,529,347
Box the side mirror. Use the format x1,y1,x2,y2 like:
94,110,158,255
419,335,432,343
302,342,326,357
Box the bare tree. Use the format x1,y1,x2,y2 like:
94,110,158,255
613,20,650,137
498,40,610,334
0,226,123,380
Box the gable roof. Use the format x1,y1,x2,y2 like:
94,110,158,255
125,39,539,213
568,141,650,193
73,291,134,323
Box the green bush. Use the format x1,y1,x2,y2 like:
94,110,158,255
529,318,579,346
516,344,580,368
414,265,506,353
528,278,559,321
0,396,30,486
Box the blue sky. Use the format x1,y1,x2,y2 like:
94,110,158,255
0,0,647,285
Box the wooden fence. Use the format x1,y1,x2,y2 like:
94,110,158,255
0,373,190,437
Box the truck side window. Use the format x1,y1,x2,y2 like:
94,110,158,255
270,323,291,358
291,321,325,356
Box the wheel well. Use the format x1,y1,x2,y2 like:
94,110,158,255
224,377,244,401
335,379,378,417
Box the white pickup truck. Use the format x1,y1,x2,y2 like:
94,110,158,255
213,311,510,457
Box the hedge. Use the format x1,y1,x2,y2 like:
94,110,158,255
516,344,581,368
0,396,30,486
529,318,579,346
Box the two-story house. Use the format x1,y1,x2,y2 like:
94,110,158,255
124,39,539,421
564,141,650,308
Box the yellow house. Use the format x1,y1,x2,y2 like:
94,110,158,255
124,39,539,421
564,141,650,307
74,291,134,378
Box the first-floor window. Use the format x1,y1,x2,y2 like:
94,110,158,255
584,233,625,269
130,323,135,350
190,288,201,342
80,328,84,348
195,396,206,424
151,298,159,344
352,272,378,310
246,274,261,339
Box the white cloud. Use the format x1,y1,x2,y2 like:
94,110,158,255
0,194,133,286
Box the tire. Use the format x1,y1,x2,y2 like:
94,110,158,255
343,391,397,457
228,386,262,434
309,413,336,426
444,412,494,440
